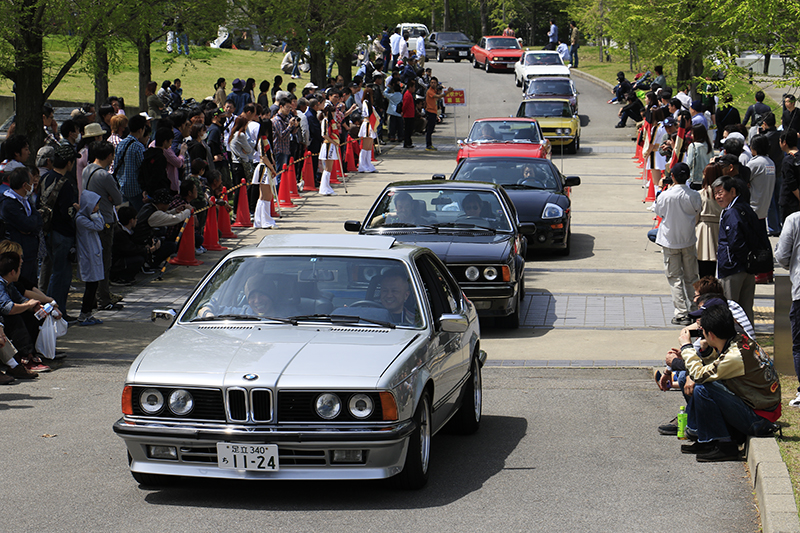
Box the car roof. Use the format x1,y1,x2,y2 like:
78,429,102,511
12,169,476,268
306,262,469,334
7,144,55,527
473,117,539,124
521,97,572,103
387,180,502,191
255,234,397,250
527,76,572,82
483,35,512,39
523,50,561,54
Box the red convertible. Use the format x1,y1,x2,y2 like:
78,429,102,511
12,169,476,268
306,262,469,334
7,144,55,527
456,118,551,162
471,36,523,72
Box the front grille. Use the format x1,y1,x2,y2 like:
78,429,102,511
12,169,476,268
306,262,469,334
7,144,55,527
131,387,225,421
252,389,271,421
278,392,384,422
177,446,328,466
227,388,247,421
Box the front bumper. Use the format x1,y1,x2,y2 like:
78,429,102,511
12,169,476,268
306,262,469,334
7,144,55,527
543,134,577,146
523,219,569,250
114,418,415,480
461,283,517,317
488,60,517,69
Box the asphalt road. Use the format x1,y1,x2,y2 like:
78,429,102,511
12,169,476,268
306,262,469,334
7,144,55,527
0,61,760,532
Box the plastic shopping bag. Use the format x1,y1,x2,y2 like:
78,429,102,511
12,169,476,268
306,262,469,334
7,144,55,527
35,314,66,360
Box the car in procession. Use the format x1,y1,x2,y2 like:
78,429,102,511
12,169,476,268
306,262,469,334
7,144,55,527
514,50,571,90
426,31,475,62
114,234,484,489
456,118,551,161
516,97,581,154
523,76,579,114
346,181,528,328
471,36,524,72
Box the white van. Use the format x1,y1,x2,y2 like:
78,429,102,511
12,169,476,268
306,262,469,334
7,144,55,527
396,23,430,52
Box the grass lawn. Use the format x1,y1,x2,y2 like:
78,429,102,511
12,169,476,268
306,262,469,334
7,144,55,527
0,37,289,110
758,333,800,518
575,46,780,116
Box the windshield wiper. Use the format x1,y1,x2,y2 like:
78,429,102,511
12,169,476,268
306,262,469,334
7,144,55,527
191,314,297,324
432,222,498,233
504,183,549,190
288,314,396,329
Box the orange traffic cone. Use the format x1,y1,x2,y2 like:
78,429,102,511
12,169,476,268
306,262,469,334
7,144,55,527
231,179,253,227
278,165,296,208
203,197,228,251
271,197,280,218
636,166,645,180
168,216,203,266
331,155,342,184
286,158,301,199
644,171,656,202
301,151,317,191
345,139,356,173
654,216,662,228
217,201,238,239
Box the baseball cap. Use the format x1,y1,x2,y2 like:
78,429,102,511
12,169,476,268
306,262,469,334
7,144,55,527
663,116,677,127
688,297,727,319
304,82,318,90
670,162,690,180
35,146,55,167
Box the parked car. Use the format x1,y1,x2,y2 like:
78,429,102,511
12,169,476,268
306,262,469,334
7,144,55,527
516,98,581,154
396,23,429,52
514,50,571,90
346,181,528,328
524,77,579,114
471,36,523,72
426,31,474,62
445,157,580,255
457,118,551,162
114,234,484,489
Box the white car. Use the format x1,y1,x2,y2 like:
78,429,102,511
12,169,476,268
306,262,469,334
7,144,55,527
396,23,429,53
514,50,571,90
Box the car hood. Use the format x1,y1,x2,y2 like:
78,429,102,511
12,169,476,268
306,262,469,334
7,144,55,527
537,117,578,128
520,65,571,77
503,189,563,223
387,233,513,263
130,326,420,389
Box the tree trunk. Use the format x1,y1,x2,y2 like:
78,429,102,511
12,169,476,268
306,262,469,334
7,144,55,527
94,41,109,112
336,50,352,84
137,36,151,114
677,53,704,100
443,0,450,31
479,0,488,36
763,52,771,75
13,1,45,164
309,42,326,87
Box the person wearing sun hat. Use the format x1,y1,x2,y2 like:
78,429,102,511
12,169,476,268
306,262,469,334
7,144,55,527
76,122,105,195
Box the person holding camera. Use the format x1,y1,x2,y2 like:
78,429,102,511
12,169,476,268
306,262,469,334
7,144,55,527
271,97,299,175
654,162,702,326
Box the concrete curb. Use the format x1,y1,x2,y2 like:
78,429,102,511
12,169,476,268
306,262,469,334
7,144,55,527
747,436,800,532
569,68,615,92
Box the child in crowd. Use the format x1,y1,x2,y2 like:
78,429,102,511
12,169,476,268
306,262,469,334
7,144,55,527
75,190,105,326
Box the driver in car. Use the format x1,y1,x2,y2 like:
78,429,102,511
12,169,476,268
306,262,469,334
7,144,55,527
459,193,485,218
379,270,416,325
244,276,279,317
371,192,425,226
521,164,555,188
477,123,498,140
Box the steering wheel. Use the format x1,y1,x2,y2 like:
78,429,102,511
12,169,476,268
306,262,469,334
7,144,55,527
349,300,383,308
518,178,544,187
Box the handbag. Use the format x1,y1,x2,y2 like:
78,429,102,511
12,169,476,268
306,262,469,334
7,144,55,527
736,205,774,274
395,101,403,115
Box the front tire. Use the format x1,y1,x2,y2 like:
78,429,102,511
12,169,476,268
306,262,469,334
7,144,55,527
484,60,491,73
556,227,572,256
437,51,444,62
129,453,179,487
395,391,431,489
567,135,580,154
499,291,521,329
448,356,482,434
473,56,480,69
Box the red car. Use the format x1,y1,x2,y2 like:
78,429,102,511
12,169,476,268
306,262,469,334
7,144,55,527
471,36,523,72
456,118,551,162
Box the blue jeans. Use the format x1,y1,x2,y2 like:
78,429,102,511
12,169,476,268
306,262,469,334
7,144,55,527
688,381,776,442
47,231,75,314
178,34,190,56
290,51,300,77
570,45,579,67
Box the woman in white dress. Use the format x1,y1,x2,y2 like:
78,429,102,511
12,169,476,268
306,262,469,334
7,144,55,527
252,119,278,228
358,88,377,173
318,106,339,196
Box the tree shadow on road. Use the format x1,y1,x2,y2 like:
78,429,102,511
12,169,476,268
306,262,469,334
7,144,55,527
141,414,528,509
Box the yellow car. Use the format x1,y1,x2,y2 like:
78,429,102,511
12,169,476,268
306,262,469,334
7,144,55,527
515,98,581,154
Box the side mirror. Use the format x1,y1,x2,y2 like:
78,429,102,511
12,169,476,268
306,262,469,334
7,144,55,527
564,176,581,187
457,139,465,146
344,220,362,232
439,313,469,333
152,309,177,324
432,174,446,180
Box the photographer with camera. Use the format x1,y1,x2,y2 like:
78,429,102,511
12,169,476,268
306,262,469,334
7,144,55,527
271,97,299,174
653,162,702,326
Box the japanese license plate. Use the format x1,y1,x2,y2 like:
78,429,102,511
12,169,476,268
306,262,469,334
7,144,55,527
217,443,279,471
459,51,467,56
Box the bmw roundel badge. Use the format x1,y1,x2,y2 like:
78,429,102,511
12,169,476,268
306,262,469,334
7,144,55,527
244,373,258,381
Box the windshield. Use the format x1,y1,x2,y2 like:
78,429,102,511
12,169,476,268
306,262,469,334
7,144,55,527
402,26,428,38
453,158,561,191
518,101,573,118
182,256,423,328
526,79,573,96
367,188,513,232
524,53,564,66
466,120,541,143
486,38,520,50
438,32,470,42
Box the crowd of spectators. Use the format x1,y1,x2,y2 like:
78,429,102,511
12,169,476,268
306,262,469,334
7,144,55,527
632,72,800,460
0,35,449,384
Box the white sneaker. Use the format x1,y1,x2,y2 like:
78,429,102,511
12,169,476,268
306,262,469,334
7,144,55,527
790,392,800,407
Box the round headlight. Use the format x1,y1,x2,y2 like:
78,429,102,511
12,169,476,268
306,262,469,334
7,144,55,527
484,266,499,281
168,389,194,416
140,388,164,415
542,202,564,219
315,393,342,420
348,393,374,419
465,266,480,281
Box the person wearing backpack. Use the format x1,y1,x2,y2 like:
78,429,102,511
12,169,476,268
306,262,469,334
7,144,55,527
41,145,78,322
114,114,147,213
139,129,172,198
0,168,42,289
